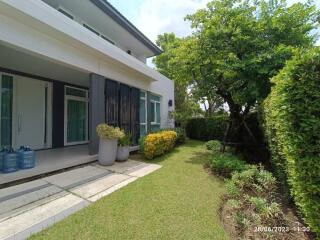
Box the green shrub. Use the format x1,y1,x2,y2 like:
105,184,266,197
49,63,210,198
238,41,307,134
208,153,249,178
140,131,177,160
225,166,285,237
151,127,186,144
186,115,228,141
263,48,320,235
205,140,221,151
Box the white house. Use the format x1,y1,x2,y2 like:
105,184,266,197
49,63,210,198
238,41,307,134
0,0,174,183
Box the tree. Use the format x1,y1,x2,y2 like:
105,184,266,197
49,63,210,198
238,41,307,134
176,0,319,143
154,33,204,125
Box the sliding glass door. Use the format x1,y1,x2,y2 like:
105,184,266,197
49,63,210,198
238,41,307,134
0,74,13,148
64,86,88,145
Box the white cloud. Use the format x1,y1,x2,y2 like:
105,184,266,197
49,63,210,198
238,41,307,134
136,0,210,43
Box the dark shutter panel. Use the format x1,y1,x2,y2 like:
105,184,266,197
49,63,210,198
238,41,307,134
130,88,140,145
52,82,64,148
105,79,119,126
119,84,131,133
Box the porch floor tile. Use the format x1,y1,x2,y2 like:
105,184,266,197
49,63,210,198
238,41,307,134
0,159,161,240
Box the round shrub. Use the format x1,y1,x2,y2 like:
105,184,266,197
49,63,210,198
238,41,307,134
205,140,221,152
263,47,320,236
141,131,177,160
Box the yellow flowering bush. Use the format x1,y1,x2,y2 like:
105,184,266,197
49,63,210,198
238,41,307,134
96,124,124,139
143,131,177,160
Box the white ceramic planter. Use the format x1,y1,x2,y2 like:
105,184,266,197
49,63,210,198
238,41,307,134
116,146,130,162
98,138,118,166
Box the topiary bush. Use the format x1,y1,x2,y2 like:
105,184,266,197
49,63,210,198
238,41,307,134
140,131,177,160
263,47,320,236
186,115,228,141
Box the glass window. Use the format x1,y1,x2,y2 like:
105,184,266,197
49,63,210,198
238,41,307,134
66,87,87,98
151,125,160,132
58,8,74,20
140,125,147,137
83,24,100,36
151,102,155,123
140,99,146,123
67,100,87,143
0,75,13,147
156,102,161,123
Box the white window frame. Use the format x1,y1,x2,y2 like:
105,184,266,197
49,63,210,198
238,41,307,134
140,91,148,134
150,95,161,126
64,86,89,146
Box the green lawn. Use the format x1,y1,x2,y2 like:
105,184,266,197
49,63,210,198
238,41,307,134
30,140,228,240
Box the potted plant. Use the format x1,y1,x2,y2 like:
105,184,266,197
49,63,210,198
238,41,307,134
96,124,124,166
116,133,131,162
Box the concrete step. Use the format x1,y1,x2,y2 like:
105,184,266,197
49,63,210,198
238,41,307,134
125,164,162,177
70,173,133,200
43,165,111,189
0,194,89,240
93,160,146,174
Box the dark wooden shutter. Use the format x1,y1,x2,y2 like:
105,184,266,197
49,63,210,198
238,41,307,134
105,79,119,126
119,84,131,133
130,88,140,145
52,82,65,148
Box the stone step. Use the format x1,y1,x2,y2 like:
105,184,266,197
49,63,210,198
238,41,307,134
0,184,64,219
43,166,111,189
0,194,89,240
125,164,162,177
70,173,133,200
93,160,146,174
88,176,138,202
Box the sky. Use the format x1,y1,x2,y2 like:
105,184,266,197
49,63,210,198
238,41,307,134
108,0,320,45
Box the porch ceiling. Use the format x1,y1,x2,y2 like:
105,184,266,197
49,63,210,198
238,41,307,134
0,42,89,87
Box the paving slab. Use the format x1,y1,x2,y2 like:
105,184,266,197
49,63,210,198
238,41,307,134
88,176,138,202
0,194,89,240
0,185,63,217
70,173,132,200
93,160,146,174
125,164,162,177
0,180,48,199
43,165,111,189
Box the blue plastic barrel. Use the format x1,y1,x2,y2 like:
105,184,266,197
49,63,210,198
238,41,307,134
3,149,19,173
0,148,8,172
19,147,35,169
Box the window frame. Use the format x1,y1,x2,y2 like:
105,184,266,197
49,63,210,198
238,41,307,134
140,91,148,136
150,94,161,126
64,86,89,146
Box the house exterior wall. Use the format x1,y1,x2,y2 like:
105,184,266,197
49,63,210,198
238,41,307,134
0,0,174,131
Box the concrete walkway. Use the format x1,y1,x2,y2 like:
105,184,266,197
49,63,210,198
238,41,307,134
0,160,161,240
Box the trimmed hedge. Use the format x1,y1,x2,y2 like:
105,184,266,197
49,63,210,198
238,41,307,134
263,48,320,236
186,115,228,141
140,131,177,160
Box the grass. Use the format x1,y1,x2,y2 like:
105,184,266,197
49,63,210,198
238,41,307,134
30,140,228,240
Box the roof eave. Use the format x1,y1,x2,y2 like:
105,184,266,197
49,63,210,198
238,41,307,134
90,0,163,56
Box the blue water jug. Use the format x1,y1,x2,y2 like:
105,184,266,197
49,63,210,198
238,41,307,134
19,147,35,169
0,147,8,172
3,148,19,173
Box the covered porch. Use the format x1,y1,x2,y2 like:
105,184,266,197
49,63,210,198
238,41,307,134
0,145,97,186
